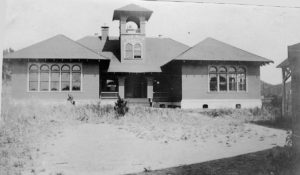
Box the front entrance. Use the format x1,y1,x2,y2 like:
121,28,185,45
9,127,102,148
125,75,147,98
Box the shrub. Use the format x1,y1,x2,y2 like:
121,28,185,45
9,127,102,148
114,96,128,118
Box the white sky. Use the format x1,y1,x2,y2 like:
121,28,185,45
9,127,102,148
2,0,300,84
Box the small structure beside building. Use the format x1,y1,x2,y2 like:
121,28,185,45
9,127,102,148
3,4,272,109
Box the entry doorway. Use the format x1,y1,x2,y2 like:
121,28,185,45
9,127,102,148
125,75,147,98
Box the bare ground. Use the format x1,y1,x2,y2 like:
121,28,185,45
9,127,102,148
24,122,287,175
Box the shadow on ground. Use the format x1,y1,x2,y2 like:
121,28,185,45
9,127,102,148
127,148,299,175
251,118,292,130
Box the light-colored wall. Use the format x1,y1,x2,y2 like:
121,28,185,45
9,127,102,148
10,60,100,101
181,61,262,108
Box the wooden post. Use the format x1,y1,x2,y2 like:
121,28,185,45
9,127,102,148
146,77,153,99
288,45,300,155
282,68,286,118
118,77,125,99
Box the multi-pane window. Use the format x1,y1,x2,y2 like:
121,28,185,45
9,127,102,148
29,64,39,91
72,65,81,91
218,67,227,91
61,65,70,91
125,43,142,59
209,65,246,92
237,67,246,91
125,43,133,59
209,67,218,91
40,65,49,91
28,63,81,92
101,77,118,92
51,65,60,91
228,67,237,91
134,44,142,59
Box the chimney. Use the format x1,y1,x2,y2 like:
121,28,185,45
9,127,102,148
101,26,109,41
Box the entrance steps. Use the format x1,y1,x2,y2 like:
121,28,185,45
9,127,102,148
126,98,150,107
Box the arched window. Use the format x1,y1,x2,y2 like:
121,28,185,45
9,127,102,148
51,65,60,91
29,64,39,91
72,65,81,91
40,65,49,91
219,66,227,91
237,67,246,91
209,66,218,91
61,65,70,91
125,43,133,59
134,44,142,59
228,67,237,91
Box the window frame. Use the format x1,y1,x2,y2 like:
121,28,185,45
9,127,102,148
133,43,142,59
125,43,133,59
27,63,82,92
237,67,247,91
39,64,50,91
124,42,142,60
208,66,218,92
28,64,39,92
208,65,247,93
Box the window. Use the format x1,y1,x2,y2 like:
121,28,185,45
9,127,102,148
101,77,118,92
209,67,218,91
28,63,82,92
40,65,49,91
219,67,227,91
72,65,81,91
238,67,246,91
134,44,141,59
29,64,39,91
61,65,70,91
51,65,60,91
125,43,133,59
228,67,237,91
208,65,246,92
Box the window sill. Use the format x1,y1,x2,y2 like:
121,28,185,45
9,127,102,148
207,91,247,94
124,58,143,60
27,91,83,93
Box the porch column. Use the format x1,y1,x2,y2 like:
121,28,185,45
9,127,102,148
118,77,125,99
147,77,153,99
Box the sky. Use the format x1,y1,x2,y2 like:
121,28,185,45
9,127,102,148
2,0,300,85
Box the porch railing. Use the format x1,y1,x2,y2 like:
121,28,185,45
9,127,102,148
153,92,169,102
100,92,119,99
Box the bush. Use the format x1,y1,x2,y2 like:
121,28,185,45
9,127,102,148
114,96,128,118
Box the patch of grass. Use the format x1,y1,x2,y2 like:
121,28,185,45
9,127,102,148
0,100,289,174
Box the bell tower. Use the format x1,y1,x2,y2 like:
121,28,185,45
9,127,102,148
113,4,153,63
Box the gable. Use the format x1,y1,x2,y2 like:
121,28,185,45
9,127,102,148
175,37,273,63
4,34,108,60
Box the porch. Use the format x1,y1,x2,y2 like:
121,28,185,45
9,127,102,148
99,73,181,106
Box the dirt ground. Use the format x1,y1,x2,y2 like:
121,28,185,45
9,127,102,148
24,122,287,175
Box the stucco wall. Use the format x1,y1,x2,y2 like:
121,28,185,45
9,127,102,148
10,60,100,101
181,61,262,108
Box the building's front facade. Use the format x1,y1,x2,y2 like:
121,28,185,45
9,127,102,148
4,4,272,109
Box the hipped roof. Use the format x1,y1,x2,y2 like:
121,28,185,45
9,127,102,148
3,34,108,60
77,36,189,72
175,37,273,63
113,4,153,21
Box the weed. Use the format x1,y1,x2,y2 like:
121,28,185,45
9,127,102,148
114,96,128,118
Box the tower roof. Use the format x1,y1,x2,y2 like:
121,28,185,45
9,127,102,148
113,4,153,21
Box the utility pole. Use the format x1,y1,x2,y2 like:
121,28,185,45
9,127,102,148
288,44,300,156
